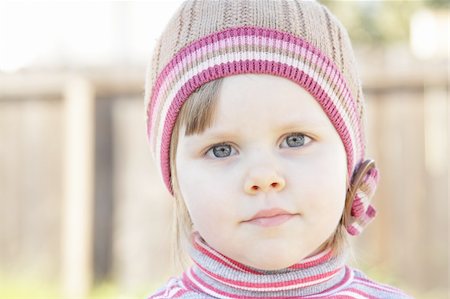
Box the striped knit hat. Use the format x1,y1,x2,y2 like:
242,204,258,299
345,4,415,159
144,0,379,236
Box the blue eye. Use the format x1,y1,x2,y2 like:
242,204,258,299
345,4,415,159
282,133,311,148
206,143,236,158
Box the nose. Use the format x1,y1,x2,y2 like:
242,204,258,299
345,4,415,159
244,166,286,194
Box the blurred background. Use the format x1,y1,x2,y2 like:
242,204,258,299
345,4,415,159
0,0,448,298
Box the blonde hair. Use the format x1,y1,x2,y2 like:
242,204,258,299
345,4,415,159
169,79,223,270
169,77,351,270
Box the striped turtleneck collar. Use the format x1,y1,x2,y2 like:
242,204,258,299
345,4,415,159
181,232,354,298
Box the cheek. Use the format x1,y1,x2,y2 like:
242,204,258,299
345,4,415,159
288,148,347,213
176,162,234,224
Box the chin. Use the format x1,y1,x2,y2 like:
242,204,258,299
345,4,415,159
240,243,309,271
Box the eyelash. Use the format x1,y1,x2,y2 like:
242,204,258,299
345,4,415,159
204,132,313,159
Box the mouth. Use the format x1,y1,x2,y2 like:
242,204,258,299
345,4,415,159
243,208,298,227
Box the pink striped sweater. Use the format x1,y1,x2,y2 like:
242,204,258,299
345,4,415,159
148,233,412,299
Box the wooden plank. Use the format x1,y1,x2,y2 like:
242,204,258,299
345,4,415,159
61,76,95,298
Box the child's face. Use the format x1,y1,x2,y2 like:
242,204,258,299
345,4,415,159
175,74,347,270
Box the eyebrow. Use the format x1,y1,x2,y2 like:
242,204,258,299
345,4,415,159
277,120,330,131
184,130,239,144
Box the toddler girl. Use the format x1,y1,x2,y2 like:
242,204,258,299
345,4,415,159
144,0,412,298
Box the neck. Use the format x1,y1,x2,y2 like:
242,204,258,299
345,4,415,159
182,232,353,298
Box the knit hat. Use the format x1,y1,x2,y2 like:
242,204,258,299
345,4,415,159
144,0,379,236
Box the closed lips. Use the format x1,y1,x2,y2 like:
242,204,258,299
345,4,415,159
247,208,295,221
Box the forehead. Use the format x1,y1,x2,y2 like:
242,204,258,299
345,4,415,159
209,74,332,130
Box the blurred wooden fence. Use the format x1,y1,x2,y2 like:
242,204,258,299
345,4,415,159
0,55,448,298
